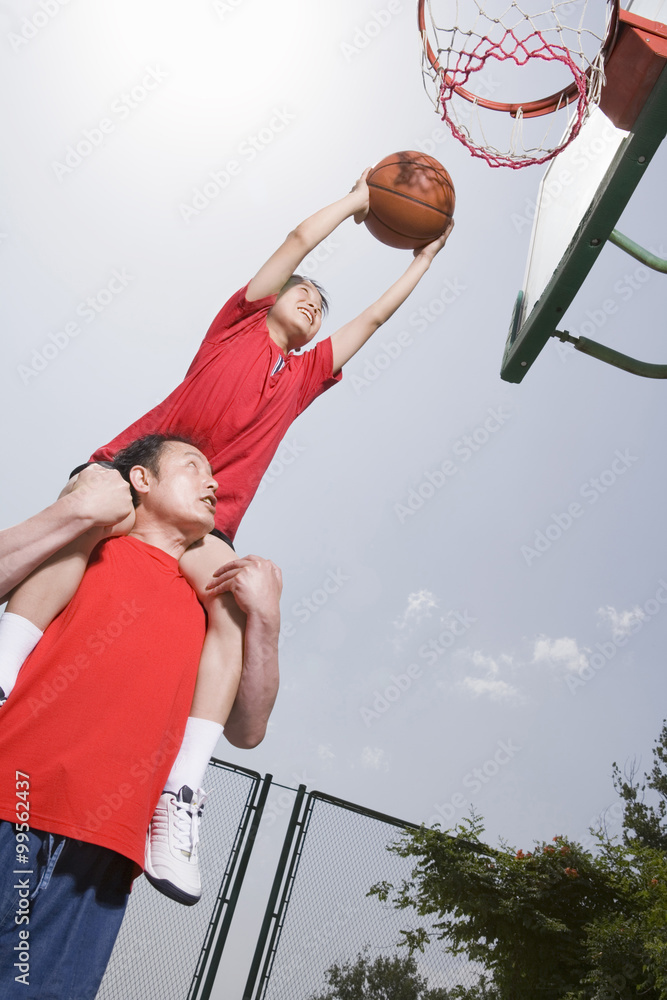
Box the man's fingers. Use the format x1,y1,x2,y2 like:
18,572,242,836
204,579,234,597
205,567,241,590
204,555,282,594
209,556,249,576
205,556,256,590
209,554,267,578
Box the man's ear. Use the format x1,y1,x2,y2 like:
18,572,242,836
129,465,151,500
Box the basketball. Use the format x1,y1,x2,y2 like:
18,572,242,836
364,151,455,250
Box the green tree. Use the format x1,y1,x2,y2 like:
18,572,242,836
613,719,667,852
369,724,667,1000
308,949,452,1000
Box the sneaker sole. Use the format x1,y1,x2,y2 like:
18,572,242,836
144,871,201,906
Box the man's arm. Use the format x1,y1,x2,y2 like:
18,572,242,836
246,171,371,302
205,555,282,749
330,222,454,374
0,465,133,600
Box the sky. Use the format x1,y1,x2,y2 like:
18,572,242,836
1,0,666,996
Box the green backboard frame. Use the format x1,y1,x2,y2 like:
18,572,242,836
501,60,667,383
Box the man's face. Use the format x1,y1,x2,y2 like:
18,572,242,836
139,442,218,537
271,280,323,348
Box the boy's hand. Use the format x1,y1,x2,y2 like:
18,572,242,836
350,168,371,223
413,217,455,261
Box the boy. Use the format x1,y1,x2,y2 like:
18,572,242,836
0,169,453,902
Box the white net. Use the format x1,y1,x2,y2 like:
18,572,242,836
419,0,618,167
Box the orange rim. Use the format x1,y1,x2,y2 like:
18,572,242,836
417,0,620,116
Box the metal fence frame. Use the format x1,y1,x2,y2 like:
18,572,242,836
243,789,423,1000
192,762,272,1000
99,771,490,998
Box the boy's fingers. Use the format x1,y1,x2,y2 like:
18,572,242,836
413,220,454,258
350,167,371,190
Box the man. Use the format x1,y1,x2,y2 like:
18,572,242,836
0,435,281,1000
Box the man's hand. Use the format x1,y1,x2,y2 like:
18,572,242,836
61,464,134,530
213,555,282,749
413,217,455,262
205,555,282,622
350,168,371,224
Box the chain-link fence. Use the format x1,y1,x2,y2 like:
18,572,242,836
247,790,483,999
98,759,263,1000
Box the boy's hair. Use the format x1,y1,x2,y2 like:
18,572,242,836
112,433,203,506
279,274,330,317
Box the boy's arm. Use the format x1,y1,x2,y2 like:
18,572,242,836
330,222,454,374
246,171,371,302
0,465,133,599
205,555,282,749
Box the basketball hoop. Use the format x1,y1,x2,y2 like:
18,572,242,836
418,0,620,168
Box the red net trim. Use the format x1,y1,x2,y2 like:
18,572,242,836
438,28,591,168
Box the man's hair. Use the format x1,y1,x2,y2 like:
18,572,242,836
112,434,202,506
279,274,330,316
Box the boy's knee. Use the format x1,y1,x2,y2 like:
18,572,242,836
179,534,236,592
107,509,136,537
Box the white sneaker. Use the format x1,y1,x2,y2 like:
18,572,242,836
144,785,208,905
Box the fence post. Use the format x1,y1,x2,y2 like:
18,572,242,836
243,784,307,999
195,772,274,1000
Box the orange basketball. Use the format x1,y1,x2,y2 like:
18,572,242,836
364,151,455,250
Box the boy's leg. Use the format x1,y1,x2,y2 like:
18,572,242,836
179,532,246,723
5,524,120,630
0,465,135,702
145,532,243,904
0,512,134,702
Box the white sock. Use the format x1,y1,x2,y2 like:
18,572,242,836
0,613,43,698
165,717,223,794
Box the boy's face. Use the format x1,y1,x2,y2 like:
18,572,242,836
270,280,323,348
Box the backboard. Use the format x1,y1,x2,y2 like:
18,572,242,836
501,0,667,382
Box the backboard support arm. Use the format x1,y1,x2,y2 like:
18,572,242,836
608,228,667,271
553,330,667,378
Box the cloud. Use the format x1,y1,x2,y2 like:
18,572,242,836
394,589,438,630
391,589,439,651
458,674,521,702
532,636,588,674
317,743,335,760
597,605,646,641
360,746,388,770
440,611,640,706
456,650,523,704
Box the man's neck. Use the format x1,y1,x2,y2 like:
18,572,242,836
128,516,198,561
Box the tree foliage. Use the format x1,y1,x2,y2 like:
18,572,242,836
308,948,452,1000
368,723,667,1000
613,719,667,852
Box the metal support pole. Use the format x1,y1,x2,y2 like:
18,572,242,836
554,330,667,378
608,229,667,272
